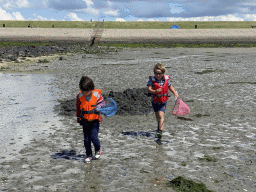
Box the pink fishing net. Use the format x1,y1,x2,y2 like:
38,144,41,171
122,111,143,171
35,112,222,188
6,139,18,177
172,98,190,116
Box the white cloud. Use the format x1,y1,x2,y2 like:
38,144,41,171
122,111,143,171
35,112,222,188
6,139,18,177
147,19,160,21
3,0,29,10
29,13,48,21
16,0,29,8
65,13,83,21
214,14,244,21
37,15,48,21
0,7,25,20
12,12,25,20
166,14,244,21
84,7,99,15
104,10,118,16
83,0,93,7
137,19,143,21
243,14,256,21
107,1,113,6
168,2,185,14
3,2,12,10
116,18,126,22
82,0,99,15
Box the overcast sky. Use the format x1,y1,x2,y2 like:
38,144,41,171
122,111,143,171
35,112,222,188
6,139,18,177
0,0,256,21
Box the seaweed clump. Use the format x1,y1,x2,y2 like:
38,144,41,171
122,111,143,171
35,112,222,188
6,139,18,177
167,176,213,192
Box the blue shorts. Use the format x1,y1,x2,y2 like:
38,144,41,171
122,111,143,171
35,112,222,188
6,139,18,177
151,101,167,113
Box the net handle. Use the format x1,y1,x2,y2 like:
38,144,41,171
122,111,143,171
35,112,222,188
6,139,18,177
175,91,178,100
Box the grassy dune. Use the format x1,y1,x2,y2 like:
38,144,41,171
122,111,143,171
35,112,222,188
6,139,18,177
1,20,255,29
1,20,256,48
101,21,256,29
0,20,98,28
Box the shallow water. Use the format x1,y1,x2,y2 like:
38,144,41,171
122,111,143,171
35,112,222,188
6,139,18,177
1,48,256,191
0,73,63,160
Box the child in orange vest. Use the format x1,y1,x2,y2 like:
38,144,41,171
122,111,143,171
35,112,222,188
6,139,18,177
147,63,179,139
76,76,105,163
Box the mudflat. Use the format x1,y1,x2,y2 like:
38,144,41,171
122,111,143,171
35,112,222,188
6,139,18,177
1,47,255,191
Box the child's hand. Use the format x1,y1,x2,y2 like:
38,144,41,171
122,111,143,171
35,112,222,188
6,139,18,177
77,118,83,125
154,88,162,94
174,92,179,98
95,106,100,112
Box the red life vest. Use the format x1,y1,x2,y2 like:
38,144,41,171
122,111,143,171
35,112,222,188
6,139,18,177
79,89,101,121
150,75,169,103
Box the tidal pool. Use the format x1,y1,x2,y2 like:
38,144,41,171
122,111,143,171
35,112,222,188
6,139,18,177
0,73,63,160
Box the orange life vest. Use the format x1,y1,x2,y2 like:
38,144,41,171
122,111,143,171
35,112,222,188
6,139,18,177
79,89,102,121
150,75,169,103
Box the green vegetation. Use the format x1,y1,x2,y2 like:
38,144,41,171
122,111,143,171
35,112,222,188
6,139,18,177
0,20,98,28
140,170,149,173
198,155,217,162
166,176,213,192
1,21,256,49
90,185,97,189
38,59,49,63
100,43,256,48
0,41,55,48
0,66,11,71
101,21,256,29
1,20,255,29
212,147,221,150
223,173,233,177
194,113,210,117
1,177,8,182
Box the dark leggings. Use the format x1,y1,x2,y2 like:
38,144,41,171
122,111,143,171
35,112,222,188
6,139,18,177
82,120,101,157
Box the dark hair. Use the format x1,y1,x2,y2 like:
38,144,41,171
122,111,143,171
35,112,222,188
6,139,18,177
79,76,95,91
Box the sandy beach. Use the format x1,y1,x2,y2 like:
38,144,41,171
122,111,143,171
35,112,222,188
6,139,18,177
0,28,256,44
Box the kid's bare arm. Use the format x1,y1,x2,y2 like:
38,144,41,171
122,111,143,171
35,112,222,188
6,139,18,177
169,85,179,97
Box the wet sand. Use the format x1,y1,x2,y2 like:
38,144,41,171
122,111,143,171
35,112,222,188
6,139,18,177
0,47,255,191
1,28,256,43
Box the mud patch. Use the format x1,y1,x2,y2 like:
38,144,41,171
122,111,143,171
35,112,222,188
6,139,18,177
227,82,256,84
102,87,152,115
54,87,152,116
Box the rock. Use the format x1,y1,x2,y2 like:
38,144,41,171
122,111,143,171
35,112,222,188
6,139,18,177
27,52,34,57
7,55,18,61
18,51,26,57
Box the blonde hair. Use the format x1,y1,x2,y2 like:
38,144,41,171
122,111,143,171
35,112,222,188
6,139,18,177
154,63,166,74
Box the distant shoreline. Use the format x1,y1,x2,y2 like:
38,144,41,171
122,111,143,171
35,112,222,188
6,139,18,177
0,28,256,44
1,20,256,29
